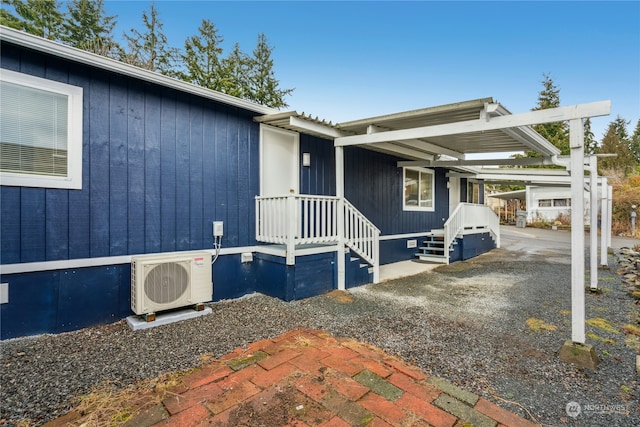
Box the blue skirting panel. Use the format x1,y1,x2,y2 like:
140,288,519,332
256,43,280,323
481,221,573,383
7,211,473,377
461,233,495,260
254,252,336,301
0,265,132,340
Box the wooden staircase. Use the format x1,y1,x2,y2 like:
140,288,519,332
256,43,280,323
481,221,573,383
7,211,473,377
415,229,455,264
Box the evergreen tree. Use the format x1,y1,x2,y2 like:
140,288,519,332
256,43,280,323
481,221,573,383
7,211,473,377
246,33,293,108
0,3,24,30
219,42,250,99
530,73,569,155
631,119,640,163
597,119,637,176
63,0,119,58
181,19,224,90
1,0,64,40
610,115,630,143
122,1,179,76
583,118,597,155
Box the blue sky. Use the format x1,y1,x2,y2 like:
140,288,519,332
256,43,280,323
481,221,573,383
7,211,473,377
97,1,639,141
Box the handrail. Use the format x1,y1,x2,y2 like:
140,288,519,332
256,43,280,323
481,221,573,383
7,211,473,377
343,199,380,270
255,194,380,282
443,203,501,258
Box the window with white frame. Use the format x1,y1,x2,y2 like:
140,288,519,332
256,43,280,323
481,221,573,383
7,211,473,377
1,69,83,189
403,167,434,211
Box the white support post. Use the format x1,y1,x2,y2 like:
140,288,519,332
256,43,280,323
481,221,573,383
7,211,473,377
607,185,613,249
569,119,586,344
589,156,598,290
336,146,346,290
600,177,608,267
286,194,296,265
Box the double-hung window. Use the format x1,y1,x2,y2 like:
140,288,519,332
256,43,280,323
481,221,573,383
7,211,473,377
1,69,83,189
403,167,434,211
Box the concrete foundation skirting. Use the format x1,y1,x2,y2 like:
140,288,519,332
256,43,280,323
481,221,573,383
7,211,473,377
126,307,212,331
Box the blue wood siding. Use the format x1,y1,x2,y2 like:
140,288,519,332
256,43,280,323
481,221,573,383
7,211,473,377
344,147,449,235
300,134,336,196
0,42,260,265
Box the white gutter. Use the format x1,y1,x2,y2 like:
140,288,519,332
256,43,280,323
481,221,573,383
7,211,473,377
0,26,277,116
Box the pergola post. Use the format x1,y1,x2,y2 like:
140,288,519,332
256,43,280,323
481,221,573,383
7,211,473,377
336,145,346,291
559,119,599,369
569,119,586,344
600,176,609,267
589,156,598,290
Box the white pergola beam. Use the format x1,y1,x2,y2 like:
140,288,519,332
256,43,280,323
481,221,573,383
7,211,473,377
422,157,557,167
373,143,434,161
366,124,465,159
335,101,611,150
289,116,346,139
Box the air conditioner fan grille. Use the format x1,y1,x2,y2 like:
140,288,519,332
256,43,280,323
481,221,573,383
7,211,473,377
144,261,189,304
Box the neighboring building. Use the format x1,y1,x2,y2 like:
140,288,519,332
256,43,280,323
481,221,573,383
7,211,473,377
1,28,560,339
488,186,590,224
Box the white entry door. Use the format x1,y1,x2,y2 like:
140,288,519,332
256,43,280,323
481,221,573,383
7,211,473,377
449,176,460,215
260,125,299,196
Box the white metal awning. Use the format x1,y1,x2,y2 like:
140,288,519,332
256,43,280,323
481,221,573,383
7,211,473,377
255,98,568,161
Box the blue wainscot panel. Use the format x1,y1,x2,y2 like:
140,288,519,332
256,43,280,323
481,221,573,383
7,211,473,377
0,271,60,339
57,265,131,333
379,239,425,265
461,233,496,260
254,252,336,301
0,266,131,339
212,254,258,301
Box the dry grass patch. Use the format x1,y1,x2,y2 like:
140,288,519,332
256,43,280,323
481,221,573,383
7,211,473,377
526,318,557,332
324,290,354,303
585,317,620,334
69,372,186,427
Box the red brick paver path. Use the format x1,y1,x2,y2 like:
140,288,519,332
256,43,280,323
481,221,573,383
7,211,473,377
44,328,540,427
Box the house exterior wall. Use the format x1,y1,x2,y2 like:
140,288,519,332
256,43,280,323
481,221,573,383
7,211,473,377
0,41,270,338
1,41,260,264
344,147,450,264
0,40,494,339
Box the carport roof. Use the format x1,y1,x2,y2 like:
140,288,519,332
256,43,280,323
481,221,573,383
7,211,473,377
255,98,561,161
487,189,527,201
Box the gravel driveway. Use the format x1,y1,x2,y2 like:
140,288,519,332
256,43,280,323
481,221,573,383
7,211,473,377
1,226,639,426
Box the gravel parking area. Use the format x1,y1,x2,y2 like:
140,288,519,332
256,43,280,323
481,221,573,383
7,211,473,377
1,227,639,426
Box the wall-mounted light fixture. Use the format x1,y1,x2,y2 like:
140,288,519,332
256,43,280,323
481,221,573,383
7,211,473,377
302,152,311,167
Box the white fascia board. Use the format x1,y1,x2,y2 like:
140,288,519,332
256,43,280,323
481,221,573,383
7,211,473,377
288,116,346,139
0,26,276,115
335,101,611,148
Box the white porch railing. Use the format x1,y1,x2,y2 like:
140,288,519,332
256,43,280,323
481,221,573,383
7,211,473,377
343,199,380,270
255,195,379,282
444,203,501,257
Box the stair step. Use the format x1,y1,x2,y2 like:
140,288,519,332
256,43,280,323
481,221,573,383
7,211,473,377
415,253,448,264
419,248,445,254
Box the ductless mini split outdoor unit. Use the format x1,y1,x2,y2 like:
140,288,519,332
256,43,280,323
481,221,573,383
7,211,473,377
131,252,212,316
